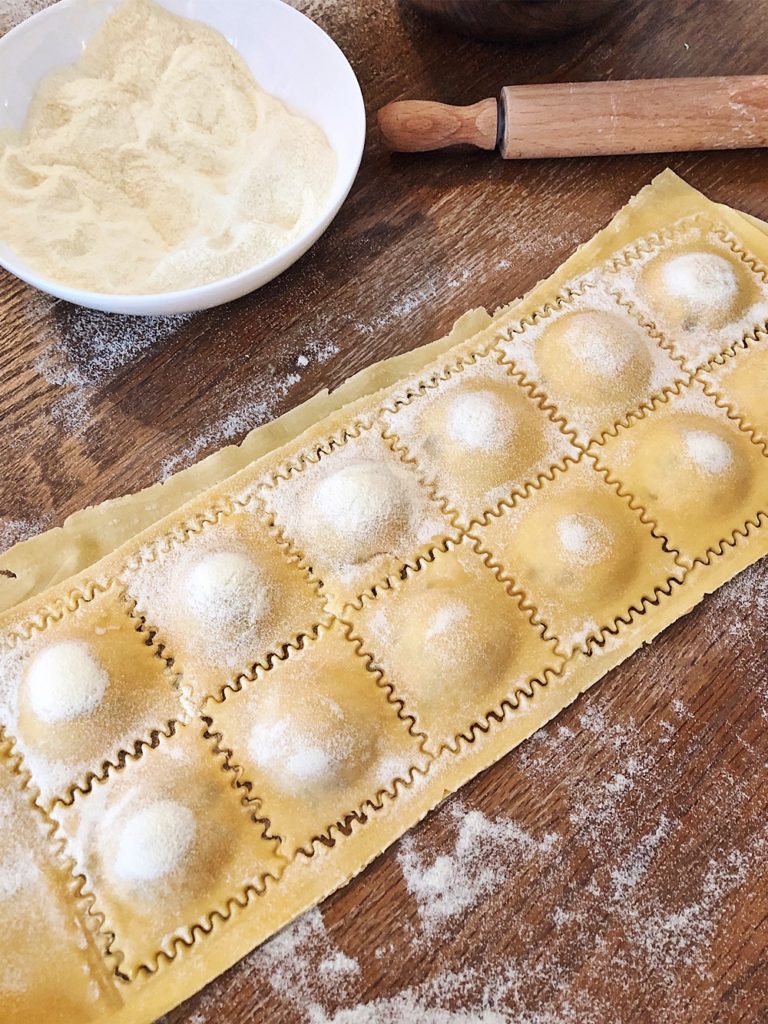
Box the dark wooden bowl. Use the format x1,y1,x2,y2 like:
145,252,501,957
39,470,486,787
406,0,624,41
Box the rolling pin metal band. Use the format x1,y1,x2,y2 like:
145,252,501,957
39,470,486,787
378,75,768,158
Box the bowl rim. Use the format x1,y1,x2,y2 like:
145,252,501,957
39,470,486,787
0,0,366,314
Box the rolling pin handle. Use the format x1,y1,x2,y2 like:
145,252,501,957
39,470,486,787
377,97,499,153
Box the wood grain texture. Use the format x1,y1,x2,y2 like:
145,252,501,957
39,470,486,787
1,1,767,1021
499,76,768,158
378,97,498,152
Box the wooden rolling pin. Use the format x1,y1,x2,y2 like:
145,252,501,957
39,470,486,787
377,76,768,157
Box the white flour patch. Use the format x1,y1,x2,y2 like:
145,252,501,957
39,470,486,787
0,515,52,555
608,814,672,901
572,321,636,377
683,429,734,475
670,697,689,718
445,390,515,452
256,908,357,982
628,844,752,987
356,266,473,336
424,599,472,641
303,339,341,364
661,251,739,311
568,707,655,848
557,512,613,565
26,640,108,723
156,907,361,1024
0,0,48,33
44,308,191,381
33,307,193,434
114,800,196,883
398,800,557,937
158,378,299,480
246,908,360,1011
701,559,768,647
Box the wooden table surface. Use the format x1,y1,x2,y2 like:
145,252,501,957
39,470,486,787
2,1,768,1021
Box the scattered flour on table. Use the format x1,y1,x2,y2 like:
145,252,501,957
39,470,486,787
670,697,690,718
0,0,48,34
398,800,557,937
608,815,672,902
37,304,191,381
492,228,582,271
567,706,657,848
700,559,768,712
297,340,340,368
268,908,356,996
701,558,768,647
354,265,475,336
26,291,340,471
628,847,751,987
0,515,52,555
308,970,509,1024
31,298,193,433
157,332,338,477
157,387,296,480
158,907,360,1024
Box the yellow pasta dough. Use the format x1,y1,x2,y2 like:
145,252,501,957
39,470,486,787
469,457,684,654
381,351,580,525
347,537,562,753
608,223,768,369
52,721,285,978
209,619,430,858
496,281,689,445
0,585,183,808
0,170,767,1024
589,381,768,568
121,500,328,704
699,328,768,453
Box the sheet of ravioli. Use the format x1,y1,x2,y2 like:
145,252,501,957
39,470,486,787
1,170,768,1024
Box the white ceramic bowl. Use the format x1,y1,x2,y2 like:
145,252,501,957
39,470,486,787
0,0,365,314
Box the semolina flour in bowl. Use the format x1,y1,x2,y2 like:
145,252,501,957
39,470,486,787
0,0,336,294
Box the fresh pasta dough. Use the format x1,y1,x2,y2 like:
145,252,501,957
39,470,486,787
1,171,768,1024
